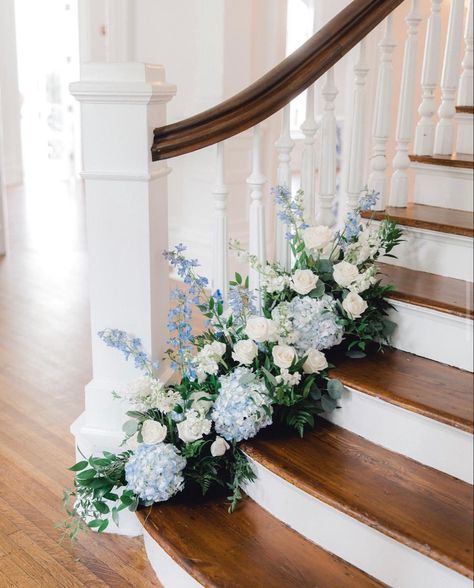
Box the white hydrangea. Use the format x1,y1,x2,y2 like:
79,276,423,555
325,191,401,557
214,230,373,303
275,369,301,386
260,264,290,294
176,409,212,443
195,341,227,381
125,376,181,414
344,225,383,266
350,265,378,293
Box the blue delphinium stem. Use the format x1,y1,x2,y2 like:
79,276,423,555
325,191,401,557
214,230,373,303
98,329,154,375
163,244,209,305
271,185,308,242
167,288,196,381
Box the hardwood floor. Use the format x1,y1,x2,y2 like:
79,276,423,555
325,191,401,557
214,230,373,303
0,183,160,587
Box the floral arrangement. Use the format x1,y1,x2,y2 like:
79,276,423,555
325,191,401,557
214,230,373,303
61,187,402,541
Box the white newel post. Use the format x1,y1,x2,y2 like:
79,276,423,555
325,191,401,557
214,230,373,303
69,64,175,535
389,0,421,207
346,39,369,211
275,105,294,270
247,125,266,303
434,0,464,154
317,68,338,225
458,0,473,107
300,86,317,222
368,15,396,210
414,0,443,156
212,142,229,299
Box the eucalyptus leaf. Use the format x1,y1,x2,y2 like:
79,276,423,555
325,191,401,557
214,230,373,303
321,396,338,413
327,379,346,400
122,419,138,436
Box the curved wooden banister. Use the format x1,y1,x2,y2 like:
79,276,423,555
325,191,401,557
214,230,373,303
151,0,405,161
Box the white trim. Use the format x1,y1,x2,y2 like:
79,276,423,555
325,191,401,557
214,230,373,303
80,167,171,182
324,387,473,483
142,528,202,587
390,300,473,371
411,161,473,211
244,459,472,588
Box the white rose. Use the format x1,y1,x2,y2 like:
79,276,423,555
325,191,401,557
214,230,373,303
290,269,319,295
141,419,167,444
209,341,226,357
177,411,212,443
303,225,333,251
232,339,258,365
303,349,328,374
333,261,359,288
272,344,296,369
342,292,368,319
189,391,213,414
210,436,230,457
320,243,340,261
245,316,278,343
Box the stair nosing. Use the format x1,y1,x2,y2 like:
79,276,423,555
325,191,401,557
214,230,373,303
243,422,474,580
409,153,474,170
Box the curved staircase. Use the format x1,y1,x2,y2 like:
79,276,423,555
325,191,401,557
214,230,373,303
70,0,474,585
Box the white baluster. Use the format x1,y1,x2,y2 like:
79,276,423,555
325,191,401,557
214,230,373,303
368,15,396,210
458,0,473,107
317,68,338,225
434,0,465,154
247,124,266,305
300,85,317,221
414,0,443,156
275,105,294,270
346,39,369,211
212,142,228,299
389,0,421,207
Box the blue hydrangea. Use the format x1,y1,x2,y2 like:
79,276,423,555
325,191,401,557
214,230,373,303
125,443,186,503
287,295,344,355
211,368,272,442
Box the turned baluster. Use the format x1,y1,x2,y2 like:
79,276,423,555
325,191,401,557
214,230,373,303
389,0,421,207
300,85,317,222
346,39,369,211
368,15,396,210
247,124,266,305
274,105,294,270
433,0,465,154
458,0,473,107
212,142,228,299
317,68,338,225
414,0,443,156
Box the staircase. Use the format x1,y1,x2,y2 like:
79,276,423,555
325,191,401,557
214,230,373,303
70,0,473,585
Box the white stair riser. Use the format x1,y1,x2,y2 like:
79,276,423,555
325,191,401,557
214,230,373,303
143,529,202,588
380,225,473,281
244,460,472,588
324,389,473,483
411,163,474,211
390,301,473,371
456,114,473,155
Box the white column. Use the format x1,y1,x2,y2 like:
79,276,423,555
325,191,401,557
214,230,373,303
300,86,317,221
389,0,421,207
317,68,338,225
247,125,266,300
275,105,294,270
458,0,473,107
70,63,175,460
105,0,135,62
346,39,369,211
212,142,229,299
434,0,465,154
0,105,7,255
414,1,443,156
368,16,396,210
0,0,23,186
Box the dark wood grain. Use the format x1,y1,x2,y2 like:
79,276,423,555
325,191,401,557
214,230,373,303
456,106,474,114
151,0,405,160
243,419,474,578
138,494,385,588
0,185,161,587
379,263,474,319
409,153,474,169
362,203,474,237
331,348,474,432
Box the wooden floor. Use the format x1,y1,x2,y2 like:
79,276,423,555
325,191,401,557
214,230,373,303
0,183,160,587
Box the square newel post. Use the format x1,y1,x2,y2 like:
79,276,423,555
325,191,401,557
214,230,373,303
70,63,176,462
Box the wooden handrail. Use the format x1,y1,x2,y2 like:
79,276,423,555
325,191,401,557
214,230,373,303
151,0,405,161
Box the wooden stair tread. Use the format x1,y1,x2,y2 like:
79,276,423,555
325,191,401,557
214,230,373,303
362,203,474,237
137,493,385,588
379,263,474,319
409,153,474,169
331,348,474,433
456,106,474,115
243,419,474,579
